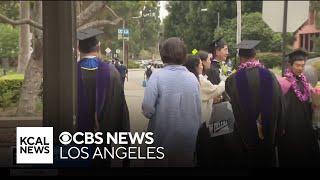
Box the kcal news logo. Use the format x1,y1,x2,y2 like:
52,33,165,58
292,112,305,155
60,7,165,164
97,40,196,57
16,127,53,164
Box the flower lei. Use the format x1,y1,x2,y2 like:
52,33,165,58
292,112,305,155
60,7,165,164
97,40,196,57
284,70,310,102
237,59,263,71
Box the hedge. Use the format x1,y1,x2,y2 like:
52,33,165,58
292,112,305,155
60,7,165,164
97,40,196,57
0,74,43,108
128,59,139,69
257,53,283,69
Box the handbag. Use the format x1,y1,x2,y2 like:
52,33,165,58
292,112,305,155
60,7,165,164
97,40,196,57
208,101,235,138
142,79,147,87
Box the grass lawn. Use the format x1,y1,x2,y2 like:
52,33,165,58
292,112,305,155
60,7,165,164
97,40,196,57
0,98,42,117
0,67,17,77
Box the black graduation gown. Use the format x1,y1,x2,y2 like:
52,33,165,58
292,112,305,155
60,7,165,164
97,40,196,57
206,61,221,85
80,63,130,167
195,61,234,167
205,61,231,102
278,76,320,167
225,67,286,167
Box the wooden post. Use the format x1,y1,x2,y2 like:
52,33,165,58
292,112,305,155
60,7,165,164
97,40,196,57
42,1,77,144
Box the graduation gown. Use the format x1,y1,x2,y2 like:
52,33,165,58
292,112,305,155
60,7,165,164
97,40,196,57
278,76,320,167
225,67,286,167
205,60,231,102
77,58,130,167
206,60,221,85
196,61,233,167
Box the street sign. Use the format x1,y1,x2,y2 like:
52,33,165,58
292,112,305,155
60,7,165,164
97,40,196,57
105,48,111,54
262,1,309,32
123,29,129,40
116,49,120,54
118,29,123,40
118,28,129,40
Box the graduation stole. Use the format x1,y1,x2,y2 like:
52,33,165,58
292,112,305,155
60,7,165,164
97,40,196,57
77,59,110,131
235,67,273,140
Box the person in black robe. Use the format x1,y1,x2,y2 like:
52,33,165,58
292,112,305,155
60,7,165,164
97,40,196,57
195,38,234,167
278,48,320,167
206,37,229,88
225,40,286,167
77,28,130,168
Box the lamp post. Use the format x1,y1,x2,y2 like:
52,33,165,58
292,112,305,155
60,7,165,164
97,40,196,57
200,8,220,29
121,16,142,66
236,0,241,45
122,18,126,67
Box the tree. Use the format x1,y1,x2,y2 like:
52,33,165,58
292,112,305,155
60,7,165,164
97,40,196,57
215,12,295,55
0,1,124,116
163,1,190,50
163,1,236,52
0,24,19,67
242,1,262,14
17,1,31,74
138,1,161,54
0,1,19,20
311,1,320,52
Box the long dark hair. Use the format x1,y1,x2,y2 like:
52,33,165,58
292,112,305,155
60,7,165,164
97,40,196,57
197,50,209,61
184,54,200,80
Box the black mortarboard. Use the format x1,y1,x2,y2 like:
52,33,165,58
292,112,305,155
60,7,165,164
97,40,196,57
236,40,261,58
77,28,103,53
208,37,226,51
286,48,309,63
77,28,104,41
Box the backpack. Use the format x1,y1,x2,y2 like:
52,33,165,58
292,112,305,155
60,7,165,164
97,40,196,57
146,66,152,78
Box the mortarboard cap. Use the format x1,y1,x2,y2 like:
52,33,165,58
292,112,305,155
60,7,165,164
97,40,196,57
286,48,309,63
236,40,261,50
208,37,226,51
236,40,261,58
77,28,103,53
77,28,104,40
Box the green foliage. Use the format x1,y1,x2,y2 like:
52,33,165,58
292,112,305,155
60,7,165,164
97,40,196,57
0,24,19,58
215,12,296,56
0,1,20,20
0,74,23,80
0,74,43,108
242,1,262,14
138,50,152,60
311,1,320,29
0,74,24,108
128,59,139,69
0,67,17,77
163,1,282,55
309,52,320,59
312,37,320,53
269,66,282,76
257,53,283,69
96,1,161,59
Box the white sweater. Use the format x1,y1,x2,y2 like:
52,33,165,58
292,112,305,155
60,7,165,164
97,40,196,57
199,74,225,124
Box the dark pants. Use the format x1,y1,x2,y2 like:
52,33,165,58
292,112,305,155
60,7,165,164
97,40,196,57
121,78,125,86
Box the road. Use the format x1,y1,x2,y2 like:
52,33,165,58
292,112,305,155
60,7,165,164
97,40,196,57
111,69,150,167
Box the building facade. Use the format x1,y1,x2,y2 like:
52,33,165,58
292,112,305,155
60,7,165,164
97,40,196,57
294,7,320,52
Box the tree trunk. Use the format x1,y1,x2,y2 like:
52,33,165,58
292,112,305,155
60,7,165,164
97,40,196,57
76,1,81,16
16,1,43,116
17,1,31,74
15,42,43,116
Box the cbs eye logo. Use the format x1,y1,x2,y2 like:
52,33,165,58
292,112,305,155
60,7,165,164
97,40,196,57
59,132,72,145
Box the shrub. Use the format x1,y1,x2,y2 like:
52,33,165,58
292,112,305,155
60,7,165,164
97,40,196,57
269,66,282,76
257,53,283,69
128,59,139,69
0,74,24,108
0,74,43,108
